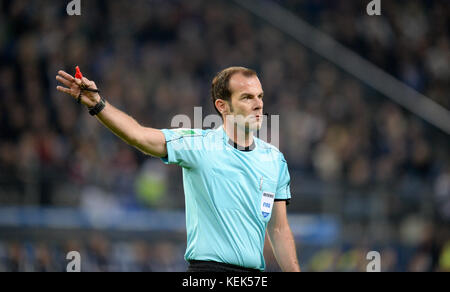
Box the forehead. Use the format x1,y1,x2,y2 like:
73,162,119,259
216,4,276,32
229,73,262,96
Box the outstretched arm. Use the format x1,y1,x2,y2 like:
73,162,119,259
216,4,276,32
56,70,167,158
267,201,301,272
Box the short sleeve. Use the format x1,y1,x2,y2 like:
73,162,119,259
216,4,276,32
160,129,205,169
275,154,291,201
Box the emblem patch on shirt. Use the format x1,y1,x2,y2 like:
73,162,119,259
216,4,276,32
261,191,275,218
173,128,196,136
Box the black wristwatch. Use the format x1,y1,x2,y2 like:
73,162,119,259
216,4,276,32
88,96,106,116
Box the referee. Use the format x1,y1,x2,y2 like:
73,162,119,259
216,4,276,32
56,66,301,272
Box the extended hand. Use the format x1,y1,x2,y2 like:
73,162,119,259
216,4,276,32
56,70,100,108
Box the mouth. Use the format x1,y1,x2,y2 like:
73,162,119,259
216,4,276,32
239,114,263,124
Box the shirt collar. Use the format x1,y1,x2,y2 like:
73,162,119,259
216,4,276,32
219,126,256,152
228,138,256,152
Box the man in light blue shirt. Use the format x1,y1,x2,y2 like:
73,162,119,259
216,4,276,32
56,66,301,272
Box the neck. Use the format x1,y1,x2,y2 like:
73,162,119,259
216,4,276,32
223,121,254,148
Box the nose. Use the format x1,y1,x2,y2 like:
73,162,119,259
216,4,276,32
254,97,263,111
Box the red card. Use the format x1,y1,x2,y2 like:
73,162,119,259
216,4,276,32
75,66,83,79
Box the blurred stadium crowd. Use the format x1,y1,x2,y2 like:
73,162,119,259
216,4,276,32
0,236,188,272
0,0,449,271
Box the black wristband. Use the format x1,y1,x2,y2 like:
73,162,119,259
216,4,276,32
88,96,106,116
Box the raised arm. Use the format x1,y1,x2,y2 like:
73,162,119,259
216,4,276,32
56,70,167,158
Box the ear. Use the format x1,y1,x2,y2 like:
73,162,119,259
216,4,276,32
215,99,230,116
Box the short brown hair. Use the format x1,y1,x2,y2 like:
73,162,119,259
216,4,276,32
211,66,257,116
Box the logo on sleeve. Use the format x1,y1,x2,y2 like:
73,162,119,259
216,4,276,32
261,192,275,218
173,129,197,136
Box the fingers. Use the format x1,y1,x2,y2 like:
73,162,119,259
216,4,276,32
56,75,73,88
56,70,96,88
55,70,97,100
82,77,96,89
56,86,73,96
57,70,75,82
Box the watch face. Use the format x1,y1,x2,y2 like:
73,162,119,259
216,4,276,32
89,97,106,116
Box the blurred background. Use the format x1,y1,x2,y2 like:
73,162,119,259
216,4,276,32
0,0,449,272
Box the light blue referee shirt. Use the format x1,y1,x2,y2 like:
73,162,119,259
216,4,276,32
160,126,291,271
